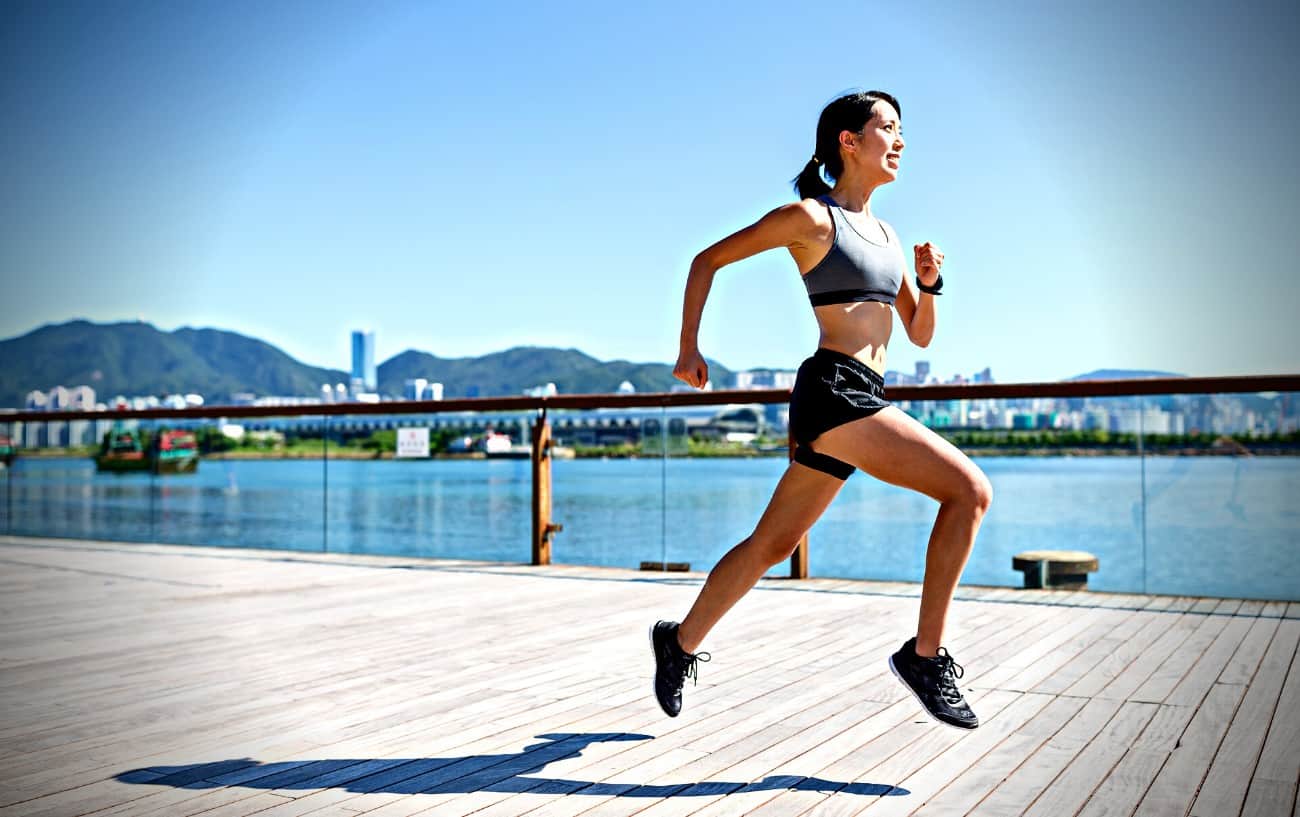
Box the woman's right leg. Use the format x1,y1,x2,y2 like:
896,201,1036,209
813,406,994,657
675,462,846,654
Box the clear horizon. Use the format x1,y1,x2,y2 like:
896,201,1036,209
3,1,1298,384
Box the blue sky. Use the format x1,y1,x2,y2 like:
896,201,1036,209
3,0,1298,383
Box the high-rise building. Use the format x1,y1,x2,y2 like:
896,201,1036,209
915,361,930,383
351,330,376,392
404,378,429,401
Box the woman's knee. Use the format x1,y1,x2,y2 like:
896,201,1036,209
947,468,993,515
966,470,994,514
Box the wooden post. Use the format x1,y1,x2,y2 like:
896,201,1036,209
787,435,809,579
532,411,554,565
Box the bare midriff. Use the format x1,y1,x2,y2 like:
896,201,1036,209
813,300,893,377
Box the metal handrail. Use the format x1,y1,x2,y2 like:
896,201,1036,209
3,374,1297,422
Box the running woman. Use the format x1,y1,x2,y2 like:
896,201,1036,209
651,90,993,730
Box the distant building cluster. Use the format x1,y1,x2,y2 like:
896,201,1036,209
402,378,444,401
235,329,446,407
16,385,206,447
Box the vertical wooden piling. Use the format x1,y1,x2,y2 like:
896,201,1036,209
532,412,553,565
788,435,809,579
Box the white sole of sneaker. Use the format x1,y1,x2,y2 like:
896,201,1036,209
888,654,978,732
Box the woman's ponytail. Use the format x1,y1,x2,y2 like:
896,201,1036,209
793,156,831,200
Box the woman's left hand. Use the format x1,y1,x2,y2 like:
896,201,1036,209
914,242,944,287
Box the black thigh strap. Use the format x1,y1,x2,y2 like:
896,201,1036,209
793,444,854,480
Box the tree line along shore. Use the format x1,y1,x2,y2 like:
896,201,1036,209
13,427,1299,460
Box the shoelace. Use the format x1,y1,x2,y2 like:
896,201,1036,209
672,649,711,691
932,647,966,706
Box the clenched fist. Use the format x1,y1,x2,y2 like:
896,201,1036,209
914,242,945,287
674,348,709,389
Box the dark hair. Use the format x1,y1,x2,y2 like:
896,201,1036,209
792,90,901,199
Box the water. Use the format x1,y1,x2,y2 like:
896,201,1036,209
3,455,1297,600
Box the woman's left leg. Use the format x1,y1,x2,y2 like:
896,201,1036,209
676,460,846,653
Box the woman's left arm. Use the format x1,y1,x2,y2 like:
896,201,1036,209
889,226,941,348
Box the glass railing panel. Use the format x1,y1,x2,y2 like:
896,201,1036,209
807,396,1146,592
549,405,666,569
658,400,789,577
1140,391,1299,600
7,417,161,544
145,416,325,552
322,410,531,561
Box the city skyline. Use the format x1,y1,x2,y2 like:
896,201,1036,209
0,314,1187,394
3,2,1298,383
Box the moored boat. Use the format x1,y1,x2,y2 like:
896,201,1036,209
94,427,199,474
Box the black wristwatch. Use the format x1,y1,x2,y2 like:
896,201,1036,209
917,273,943,295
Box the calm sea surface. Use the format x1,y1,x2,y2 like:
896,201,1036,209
4,455,1297,600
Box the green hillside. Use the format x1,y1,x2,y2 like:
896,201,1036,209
0,320,733,407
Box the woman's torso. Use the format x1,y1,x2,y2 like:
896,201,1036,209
787,195,906,376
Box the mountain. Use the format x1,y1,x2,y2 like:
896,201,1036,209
379,348,731,398
0,320,350,408
0,320,733,407
1067,369,1185,381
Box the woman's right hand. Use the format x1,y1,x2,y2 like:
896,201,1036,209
674,348,709,389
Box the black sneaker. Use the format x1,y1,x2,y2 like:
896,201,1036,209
649,621,710,718
888,637,979,730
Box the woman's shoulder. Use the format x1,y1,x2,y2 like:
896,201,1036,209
770,197,833,233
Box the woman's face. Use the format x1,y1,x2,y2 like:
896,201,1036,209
845,101,904,183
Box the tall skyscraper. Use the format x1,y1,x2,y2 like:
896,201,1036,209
351,330,376,392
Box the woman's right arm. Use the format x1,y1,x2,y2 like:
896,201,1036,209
675,202,820,389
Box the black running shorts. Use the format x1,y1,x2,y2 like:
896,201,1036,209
787,347,892,479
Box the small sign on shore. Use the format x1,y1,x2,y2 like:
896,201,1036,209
396,427,430,458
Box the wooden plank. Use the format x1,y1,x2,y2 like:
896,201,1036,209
1240,619,1300,817
968,697,1125,817
1191,619,1300,817
1091,612,1203,703
1214,597,1245,616
1133,682,1248,816
1164,616,1255,707
1220,616,1282,686
1261,600,1288,619
1022,700,1159,817
1129,612,1231,704
840,692,1057,817
1190,597,1221,614
1030,607,1151,696
1071,703,1196,817
1236,599,1266,617
1065,611,1190,700
911,695,1087,816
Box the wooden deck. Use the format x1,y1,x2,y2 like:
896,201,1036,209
0,534,1296,817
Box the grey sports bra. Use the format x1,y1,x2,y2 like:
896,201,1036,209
802,194,904,307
